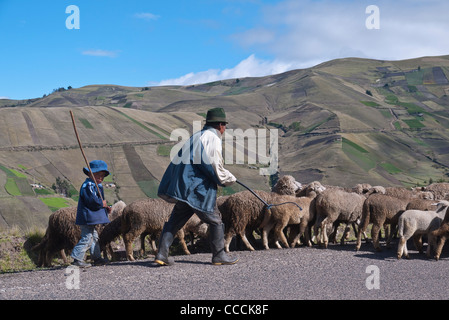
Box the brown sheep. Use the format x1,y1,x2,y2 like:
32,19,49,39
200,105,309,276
355,187,436,253
98,217,123,260
296,181,326,197
260,193,315,249
352,183,373,194
406,198,436,211
32,201,126,267
423,183,449,200
385,186,434,200
429,204,449,260
355,194,409,251
313,189,367,248
271,175,302,195
32,206,78,267
120,198,208,261
220,190,273,252
384,187,415,199
259,181,326,249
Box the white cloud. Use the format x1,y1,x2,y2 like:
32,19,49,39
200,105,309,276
155,0,449,88
81,49,119,58
134,12,160,20
156,54,301,86
232,0,449,67
0,96,10,100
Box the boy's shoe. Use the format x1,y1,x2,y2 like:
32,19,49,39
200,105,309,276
93,258,109,266
72,259,91,268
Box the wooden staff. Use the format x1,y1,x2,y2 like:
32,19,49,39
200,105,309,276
69,110,104,202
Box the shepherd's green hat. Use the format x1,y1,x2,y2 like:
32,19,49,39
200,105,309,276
206,108,228,123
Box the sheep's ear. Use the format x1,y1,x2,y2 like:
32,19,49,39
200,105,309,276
435,202,448,212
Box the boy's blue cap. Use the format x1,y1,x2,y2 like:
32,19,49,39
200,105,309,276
83,160,110,177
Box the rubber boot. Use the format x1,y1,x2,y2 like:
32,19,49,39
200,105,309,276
210,224,238,265
154,224,175,266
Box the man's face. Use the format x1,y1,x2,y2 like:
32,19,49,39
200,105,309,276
218,122,226,135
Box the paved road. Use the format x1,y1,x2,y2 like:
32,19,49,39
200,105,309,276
1,241,448,305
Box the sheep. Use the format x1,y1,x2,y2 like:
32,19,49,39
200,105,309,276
429,205,449,260
422,183,449,200
98,217,123,261
385,186,435,200
296,180,326,197
216,195,230,211
271,175,302,195
120,198,208,261
97,200,127,260
354,187,437,253
219,175,304,252
32,206,78,267
313,189,367,248
397,200,449,259
108,201,127,221
366,185,386,196
259,188,319,249
220,190,273,252
258,181,326,249
32,201,126,267
384,187,415,199
355,194,410,251
406,198,437,211
352,183,373,194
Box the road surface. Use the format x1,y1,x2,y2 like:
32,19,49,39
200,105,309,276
1,241,448,305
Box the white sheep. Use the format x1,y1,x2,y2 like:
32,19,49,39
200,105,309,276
397,200,449,259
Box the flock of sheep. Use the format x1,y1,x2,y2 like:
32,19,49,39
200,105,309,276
32,176,449,267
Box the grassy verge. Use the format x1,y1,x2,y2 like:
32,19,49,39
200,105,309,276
0,227,45,273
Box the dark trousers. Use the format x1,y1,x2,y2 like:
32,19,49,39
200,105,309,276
157,200,236,264
157,200,224,258
164,200,223,234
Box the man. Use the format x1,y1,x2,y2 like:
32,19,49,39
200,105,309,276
156,107,238,266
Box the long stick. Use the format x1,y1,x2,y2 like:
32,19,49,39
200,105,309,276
70,110,104,202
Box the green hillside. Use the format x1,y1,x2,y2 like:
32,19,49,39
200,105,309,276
1,55,449,230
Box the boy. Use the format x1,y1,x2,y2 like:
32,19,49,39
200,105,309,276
71,160,111,267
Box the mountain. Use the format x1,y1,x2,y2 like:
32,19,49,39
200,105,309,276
1,55,449,230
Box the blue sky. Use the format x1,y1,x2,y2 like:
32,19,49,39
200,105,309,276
1,0,449,100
